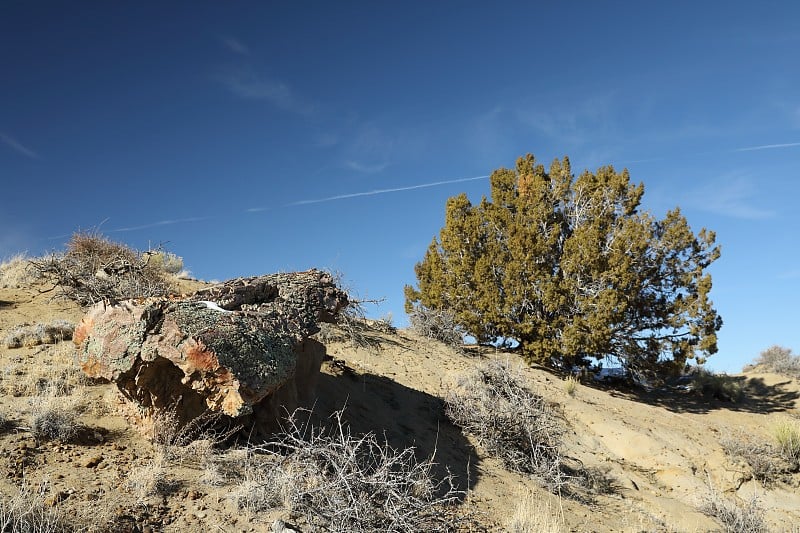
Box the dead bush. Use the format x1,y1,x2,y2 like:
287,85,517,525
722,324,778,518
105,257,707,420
720,434,784,485
699,478,767,533
747,345,800,378
232,410,469,532
30,231,175,306
408,306,465,350
445,359,567,492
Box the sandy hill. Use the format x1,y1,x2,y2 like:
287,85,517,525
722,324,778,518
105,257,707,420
0,277,799,532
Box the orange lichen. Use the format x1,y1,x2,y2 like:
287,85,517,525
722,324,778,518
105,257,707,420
72,316,94,347
183,338,221,372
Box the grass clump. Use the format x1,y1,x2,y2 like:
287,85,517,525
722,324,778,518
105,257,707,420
506,491,562,533
720,434,783,485
445,359,566,492
231,410,468,532
563,374,579,396
3,320,75,349
772,417,800,469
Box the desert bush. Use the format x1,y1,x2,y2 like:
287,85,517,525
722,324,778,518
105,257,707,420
689,367,743,402
3,320,75,349
699,480,767,533
30,231,174,306
143,249,184,274
126,453,169,500
0,484,72,533
748,345,800,377
773,417,800,469
563,374,579,396
30,405,81,444
0,253,41,288
720,434,783,485
408,306,465,350
232,410,467,532
445,359,566,492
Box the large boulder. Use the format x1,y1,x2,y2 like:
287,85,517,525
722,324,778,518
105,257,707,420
73,269,348,437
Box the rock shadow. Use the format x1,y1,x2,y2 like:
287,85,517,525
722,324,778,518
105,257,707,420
310,361,480,495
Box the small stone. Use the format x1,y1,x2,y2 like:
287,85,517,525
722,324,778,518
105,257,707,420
84,455,103,468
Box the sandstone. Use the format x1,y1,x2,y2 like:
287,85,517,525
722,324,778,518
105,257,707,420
74,269,348,437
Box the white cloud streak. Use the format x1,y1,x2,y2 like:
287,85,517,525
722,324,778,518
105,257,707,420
0,132,38,158
219,70,314,115
221,37,249,55
108,217,213,233
688,174,774,220
734,142,800,152
286,175,489,207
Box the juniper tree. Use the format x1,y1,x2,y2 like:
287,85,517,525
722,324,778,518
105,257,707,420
405,154,722,375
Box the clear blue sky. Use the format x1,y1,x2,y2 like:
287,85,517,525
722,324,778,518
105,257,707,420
2,2,798,372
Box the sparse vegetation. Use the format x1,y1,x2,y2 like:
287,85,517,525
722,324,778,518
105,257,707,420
0,484,71,533
563,374,579,396
230,410,468,532
445,359,566,491
29,403,81,444
3,320,75,349
720,434,783,485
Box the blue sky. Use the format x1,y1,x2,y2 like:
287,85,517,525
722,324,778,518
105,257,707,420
1,2,798,372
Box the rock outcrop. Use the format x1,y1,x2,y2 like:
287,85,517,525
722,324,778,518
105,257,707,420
73,269,348,437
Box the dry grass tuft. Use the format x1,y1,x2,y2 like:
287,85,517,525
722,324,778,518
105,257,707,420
772,417,800,469
563,374,579,396
0,483,71,533
408,306,465,350
506,491,563,533
0,253,42,288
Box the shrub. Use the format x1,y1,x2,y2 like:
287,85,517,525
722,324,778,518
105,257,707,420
748,345,800,377
772,417,800,469
144,249,184,274
30,231,173,306
445,359,565,491
563,375,579,396
408,306,464,350
699,480,767,533
689,367,743,402
719,434,783,485
30,407,81,443
232,410,468,532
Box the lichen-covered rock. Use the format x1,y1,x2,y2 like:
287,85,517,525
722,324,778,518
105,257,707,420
73,269,348,436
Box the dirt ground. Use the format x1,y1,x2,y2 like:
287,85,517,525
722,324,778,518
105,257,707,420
0,280,798,532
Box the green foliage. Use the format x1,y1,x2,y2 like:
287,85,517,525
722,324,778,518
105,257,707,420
690,367,744,403
406,154,722,375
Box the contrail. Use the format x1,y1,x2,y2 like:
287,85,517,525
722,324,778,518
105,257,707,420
108,217,213,233
0,132,38,159
284,174,489,207
734,142,800,152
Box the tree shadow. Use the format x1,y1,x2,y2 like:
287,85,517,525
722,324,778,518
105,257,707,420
311,360,480,496
602,375,799,415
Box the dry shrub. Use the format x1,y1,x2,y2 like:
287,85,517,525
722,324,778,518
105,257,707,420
699,478,766,533
126,452,169,500
0,253,41,288
3,320,75,349
29,400,82,444
563,374,579,396
231,410,469,532
689,367,743,402
408,306,464,350
445,359,566,492
747,345,800,378
0,483,72,533
720,434,783,485
30,231,175,306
